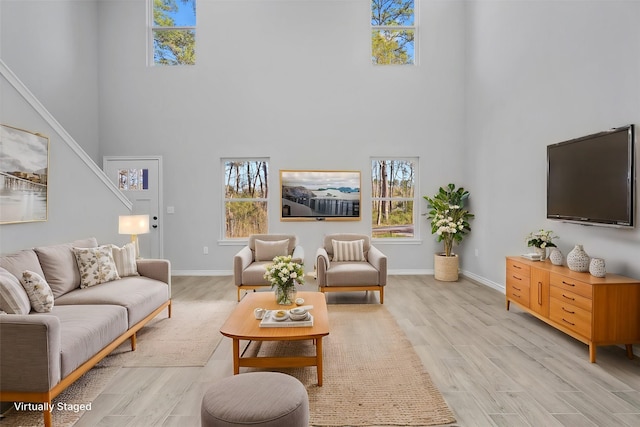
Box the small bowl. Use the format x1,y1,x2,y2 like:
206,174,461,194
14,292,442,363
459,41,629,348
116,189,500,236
295,298,305,306
290,307,307,316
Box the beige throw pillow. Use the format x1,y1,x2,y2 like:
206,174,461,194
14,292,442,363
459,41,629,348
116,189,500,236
332,239,366,262
255,239,290,262
20,270,54,313
0,267,31,314
73,245,121,288
110,243,139,277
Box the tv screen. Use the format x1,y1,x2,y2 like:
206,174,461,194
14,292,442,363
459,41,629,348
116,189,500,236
547,125,635,227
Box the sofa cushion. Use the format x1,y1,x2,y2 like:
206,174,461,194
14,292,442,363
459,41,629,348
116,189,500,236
20,270,54,313
0,250,46,285
34,238,97,298
110,243,139,277
255,239,289,262
54,304,128,378
0,267,31,314
55,277,169,328
73,245,121,288
332,239,365,262
324,262,380,286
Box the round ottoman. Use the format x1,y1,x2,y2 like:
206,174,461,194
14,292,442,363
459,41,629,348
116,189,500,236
201,372,309,427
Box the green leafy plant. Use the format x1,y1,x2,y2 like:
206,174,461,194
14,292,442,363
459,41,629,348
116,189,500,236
423,183,474,257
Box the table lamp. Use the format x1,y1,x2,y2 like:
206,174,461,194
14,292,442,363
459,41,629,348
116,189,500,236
118,214,150,258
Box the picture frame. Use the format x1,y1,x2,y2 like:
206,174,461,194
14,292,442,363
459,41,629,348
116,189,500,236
0,124,49,224
280,170,361,221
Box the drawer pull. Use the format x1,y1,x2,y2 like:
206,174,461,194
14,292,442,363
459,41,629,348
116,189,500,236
562,318,575,326
512,264,522,269
562,294,575,301
512,293,521,299
512,276,522,281
561,307,575,314
562,280,576,287
513,286,522,291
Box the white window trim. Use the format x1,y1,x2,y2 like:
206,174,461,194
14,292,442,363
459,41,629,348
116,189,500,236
371,0,418,66
221,158,270,241
370,157,420,243
147,0,197,67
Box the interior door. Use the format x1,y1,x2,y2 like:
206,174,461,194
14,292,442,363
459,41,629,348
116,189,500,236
103,156,163,259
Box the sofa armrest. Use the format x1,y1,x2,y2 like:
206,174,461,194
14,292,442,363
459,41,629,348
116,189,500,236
315,248,330,286
292,245,305,264
234,246,254,286
137,259,172,296
0,314,61,392
368,245,388,286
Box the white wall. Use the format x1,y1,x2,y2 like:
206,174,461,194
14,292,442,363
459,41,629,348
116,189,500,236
96,0,468,273
0,0,100,161
2,0,638,284
464,0,640,283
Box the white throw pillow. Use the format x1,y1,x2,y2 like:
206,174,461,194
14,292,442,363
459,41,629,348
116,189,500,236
255,239,290,262
73,245,121,288
110,243,139,277
20,270,54,313
332,239,366,262
0,267,31,314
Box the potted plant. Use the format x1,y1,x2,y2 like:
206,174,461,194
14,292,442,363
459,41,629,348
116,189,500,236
423,183,474,281
525,229,557,260
263,255,305,305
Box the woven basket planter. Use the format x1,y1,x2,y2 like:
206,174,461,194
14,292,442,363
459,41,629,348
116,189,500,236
434,253,459,282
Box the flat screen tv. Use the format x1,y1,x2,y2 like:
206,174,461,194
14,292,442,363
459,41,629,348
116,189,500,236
547,125,635,228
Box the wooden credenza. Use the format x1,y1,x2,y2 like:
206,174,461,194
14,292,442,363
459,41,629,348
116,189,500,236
506,256,640,362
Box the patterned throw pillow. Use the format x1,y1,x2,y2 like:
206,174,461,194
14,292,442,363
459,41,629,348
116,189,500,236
255,239,290,262
73,245,121,288
0,267,31,314
110,243,139,277
20,270,54,313
332,239,366,262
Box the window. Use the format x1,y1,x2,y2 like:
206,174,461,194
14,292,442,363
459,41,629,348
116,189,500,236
371,0,415,65
149,0,196,66
117,169,148,191
371,158,416,238
223,159,269,239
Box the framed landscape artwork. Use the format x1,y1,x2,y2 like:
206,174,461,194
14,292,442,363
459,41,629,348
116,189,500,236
0,125,49,224
280,170,361,221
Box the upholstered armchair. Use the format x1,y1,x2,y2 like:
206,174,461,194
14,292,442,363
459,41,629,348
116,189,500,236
233,234,304,301
315,233,387,304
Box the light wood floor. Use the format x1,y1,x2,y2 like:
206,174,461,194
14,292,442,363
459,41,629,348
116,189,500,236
73,275,640,427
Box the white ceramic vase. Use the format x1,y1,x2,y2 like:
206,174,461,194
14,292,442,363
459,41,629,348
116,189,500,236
589,258,606,278
567,245,590,272
549,248,563,266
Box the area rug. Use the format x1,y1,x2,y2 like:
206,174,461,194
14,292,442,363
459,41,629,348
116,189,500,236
106,299,237,367
244,304,457,426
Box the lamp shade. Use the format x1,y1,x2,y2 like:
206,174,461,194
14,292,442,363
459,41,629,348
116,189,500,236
118,215,150,235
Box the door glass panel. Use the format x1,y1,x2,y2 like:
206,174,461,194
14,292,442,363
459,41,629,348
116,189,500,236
118,169,148,191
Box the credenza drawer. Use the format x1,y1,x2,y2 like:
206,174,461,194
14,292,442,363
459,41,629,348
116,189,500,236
550,286,592,312
507,260,530,276
550,273,592,299
550,298,591,337
507,280,530,307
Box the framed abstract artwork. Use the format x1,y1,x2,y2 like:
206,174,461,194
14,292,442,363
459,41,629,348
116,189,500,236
0,125,49,224
280,170,361,221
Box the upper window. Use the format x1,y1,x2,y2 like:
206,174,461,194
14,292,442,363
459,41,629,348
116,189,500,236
150,0,196,66
223,159,269,239
371,158,417,238
371,0,415,65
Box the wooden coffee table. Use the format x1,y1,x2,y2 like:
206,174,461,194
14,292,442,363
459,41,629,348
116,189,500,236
219,291,330,386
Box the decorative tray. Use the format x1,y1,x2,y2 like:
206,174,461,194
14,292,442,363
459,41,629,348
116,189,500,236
259,310,314,328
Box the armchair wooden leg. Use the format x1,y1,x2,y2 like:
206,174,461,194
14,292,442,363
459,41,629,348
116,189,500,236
379,287,384,304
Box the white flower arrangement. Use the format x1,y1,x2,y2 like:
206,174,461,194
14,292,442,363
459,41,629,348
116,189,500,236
526,229,558,249
263,255,305,301
423,184,474,257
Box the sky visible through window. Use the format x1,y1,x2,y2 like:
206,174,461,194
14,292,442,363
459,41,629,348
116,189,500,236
155,0,195,27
